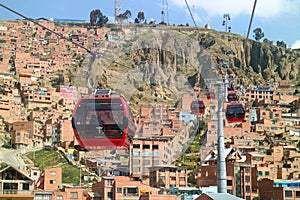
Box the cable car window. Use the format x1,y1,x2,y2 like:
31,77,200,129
226,105,245,114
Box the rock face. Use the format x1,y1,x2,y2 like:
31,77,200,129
197,31,300,86
75,26,300,111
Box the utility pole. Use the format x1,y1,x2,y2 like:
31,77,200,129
223,62,228,102
205,67,229,193
79,163,82,186
217,84,227,193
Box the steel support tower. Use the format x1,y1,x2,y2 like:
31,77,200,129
114,0,122,23
161,0,169,25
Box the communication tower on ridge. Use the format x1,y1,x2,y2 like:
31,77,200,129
114,0,122,23
161,0,169,25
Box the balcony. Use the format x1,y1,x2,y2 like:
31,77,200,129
123,187,139,197
1,190,33,195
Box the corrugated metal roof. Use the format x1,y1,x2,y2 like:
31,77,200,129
201,193,243,200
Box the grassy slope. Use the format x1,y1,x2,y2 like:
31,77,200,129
27,150,86,184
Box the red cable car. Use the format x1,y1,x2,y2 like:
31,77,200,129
190,100,205,115
225,103,246,123
206,91,216,99
72,89,136,150
227,90,238,102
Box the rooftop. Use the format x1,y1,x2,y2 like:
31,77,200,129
251,86,272,91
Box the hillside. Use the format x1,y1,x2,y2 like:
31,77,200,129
74,25,300,112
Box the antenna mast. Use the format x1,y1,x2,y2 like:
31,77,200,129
114,0,122,23
161,0,169,25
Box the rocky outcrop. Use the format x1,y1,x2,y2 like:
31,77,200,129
75,26,300,111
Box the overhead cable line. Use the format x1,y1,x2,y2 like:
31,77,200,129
184,0,198,29
246,0,258,39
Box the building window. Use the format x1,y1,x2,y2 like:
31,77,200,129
245,176,250,182
126,188,138,196
107,192,113,198
153,160,159,165
133,151,140,156
152,152,160,157
159,176,165,180
159,168,165,172
227,190,232,194
152,145,159,150
50,180,56,184
49,171,56,175
142,152,150,157
70,192,78,199
245,142,251,146
23,183,29,190
133,167,140,172
227,180,232,186
57,196,63,200
265,171,270,176
237,141,244,146
296,191,300,198
33,172,38,176
106,180,113,186
258,171,263,176
133,144,140,148
285,190,292,197
246,196,251,200
117,187,122,193
143,159,150,165
133,159,140,165
246,185,250,192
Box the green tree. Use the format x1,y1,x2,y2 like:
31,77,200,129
135,11,145,23
253,27,264,41
89,9,108,28
116,10,132,23
263,38,273,45
276,40,287,48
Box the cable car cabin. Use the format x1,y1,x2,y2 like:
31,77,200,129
225,104,246,123
206,91,216,99
72,89,136,150
227,91,238,102
190,100,205,115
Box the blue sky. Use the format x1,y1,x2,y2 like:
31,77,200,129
0,0,299,48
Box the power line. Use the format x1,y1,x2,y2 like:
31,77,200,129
246,0,258,39
184,0,198,28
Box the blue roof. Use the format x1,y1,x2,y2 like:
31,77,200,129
251,85,272,91
53,18,87,23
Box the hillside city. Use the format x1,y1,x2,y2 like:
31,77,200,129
0,18,300,200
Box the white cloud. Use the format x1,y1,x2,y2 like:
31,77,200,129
186,11,202,23
291,40,300,49
170,0,300,18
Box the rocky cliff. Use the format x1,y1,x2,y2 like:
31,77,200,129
75,25,300,111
